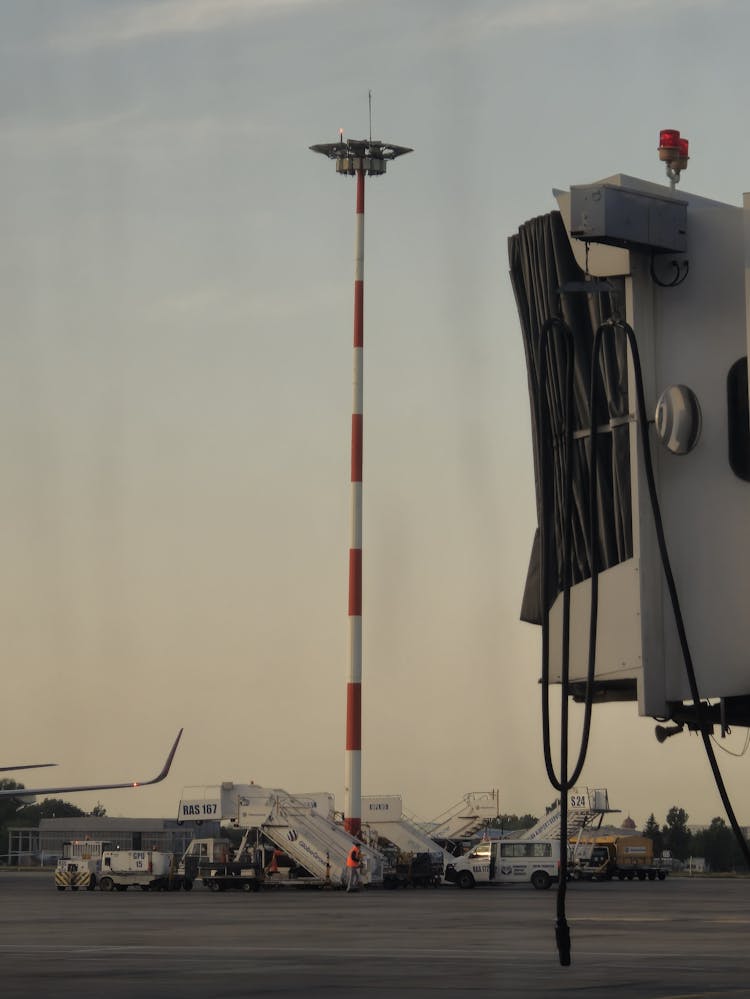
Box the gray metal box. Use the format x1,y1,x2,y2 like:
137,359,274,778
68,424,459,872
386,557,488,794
569,183,687,253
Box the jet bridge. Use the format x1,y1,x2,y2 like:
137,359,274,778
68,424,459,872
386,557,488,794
510,173,750,727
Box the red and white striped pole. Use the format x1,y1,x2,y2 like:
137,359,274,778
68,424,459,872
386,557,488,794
309,135,411,841
345,168,365,837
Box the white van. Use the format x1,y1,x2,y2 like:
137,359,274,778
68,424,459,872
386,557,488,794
445,838,559,890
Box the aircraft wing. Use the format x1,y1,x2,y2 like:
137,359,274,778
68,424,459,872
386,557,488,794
0,763,56,773
0,729,183,800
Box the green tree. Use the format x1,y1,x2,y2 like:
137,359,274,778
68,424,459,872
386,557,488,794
90,802,107,817
489,814,539,833
9,798,87,827
702,817,737,873
643,813,664,856
0,779,28,862
662,806,691,862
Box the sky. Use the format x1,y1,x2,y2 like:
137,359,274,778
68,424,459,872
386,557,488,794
1,0,750,831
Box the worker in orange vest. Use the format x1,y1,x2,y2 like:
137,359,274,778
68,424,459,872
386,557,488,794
345,843,361,893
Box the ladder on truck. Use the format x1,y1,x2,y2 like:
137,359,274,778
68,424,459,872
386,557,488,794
519,788,613,843
255,792,386,887
361,795,453,870
427,790,500,841
178,783,386,888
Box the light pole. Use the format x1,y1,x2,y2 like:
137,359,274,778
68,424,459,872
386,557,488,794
310,135,412,836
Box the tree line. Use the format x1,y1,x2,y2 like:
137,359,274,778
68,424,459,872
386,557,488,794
491,805,748,874
0,778,106,859
644,806,747,872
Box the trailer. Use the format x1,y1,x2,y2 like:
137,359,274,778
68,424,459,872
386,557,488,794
181,835,267,892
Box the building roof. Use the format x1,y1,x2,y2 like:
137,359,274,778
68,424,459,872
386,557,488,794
39,817,216,833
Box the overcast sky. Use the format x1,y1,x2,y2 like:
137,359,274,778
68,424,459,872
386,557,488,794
1,0,749,829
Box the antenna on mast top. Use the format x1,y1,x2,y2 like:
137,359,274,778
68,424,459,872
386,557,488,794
368,90,372,144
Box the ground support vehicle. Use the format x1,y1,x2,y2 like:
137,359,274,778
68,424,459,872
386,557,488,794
520,788,613,842
571,836,668,882
54,840,109,891
382,852,443,889
98,850,193,891
362,795,451,885
201,860,263,892
179,784,387,889
445,837,560,890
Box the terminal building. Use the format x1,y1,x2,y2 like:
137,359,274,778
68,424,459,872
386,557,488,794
6,816,219,865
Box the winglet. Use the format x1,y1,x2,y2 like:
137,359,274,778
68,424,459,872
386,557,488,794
142,728,183,786
0,729,184,800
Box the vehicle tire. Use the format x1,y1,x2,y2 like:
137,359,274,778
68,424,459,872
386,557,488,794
116,884,127,892
183,880,193,892
99,876,114,892
457,871,475,890
657,870,667,880
70,886,78,892
626,871,635,881
56,886,65,892
648,871,656,881
637,871,646,881
531,870,551,890
617,872,626,881
141,885,150,891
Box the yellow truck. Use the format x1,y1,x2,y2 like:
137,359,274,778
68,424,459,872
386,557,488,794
571,835,667,882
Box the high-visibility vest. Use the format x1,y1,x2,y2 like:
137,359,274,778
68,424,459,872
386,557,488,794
346,847,360,868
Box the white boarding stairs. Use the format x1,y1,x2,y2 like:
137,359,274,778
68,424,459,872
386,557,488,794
178,783,336,826
178,783,385,887
361,795,453,868
427,790,500,841
250,792,385,887
520,788,613,843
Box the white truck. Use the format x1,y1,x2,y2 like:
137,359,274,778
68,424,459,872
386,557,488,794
98,849,193,892
445,837,560,890
54,839,109,891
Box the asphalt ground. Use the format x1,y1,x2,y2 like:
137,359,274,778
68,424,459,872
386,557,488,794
1,871,748,998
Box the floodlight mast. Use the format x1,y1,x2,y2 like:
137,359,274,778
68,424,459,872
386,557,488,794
310,135,412,837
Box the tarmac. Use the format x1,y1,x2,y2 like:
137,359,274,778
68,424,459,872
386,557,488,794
1,870,748,998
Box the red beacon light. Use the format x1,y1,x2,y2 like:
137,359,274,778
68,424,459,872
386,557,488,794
658,129,682,159
658,129,689,187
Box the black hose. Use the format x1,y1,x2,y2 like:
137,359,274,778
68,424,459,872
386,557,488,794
537,317,599,967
